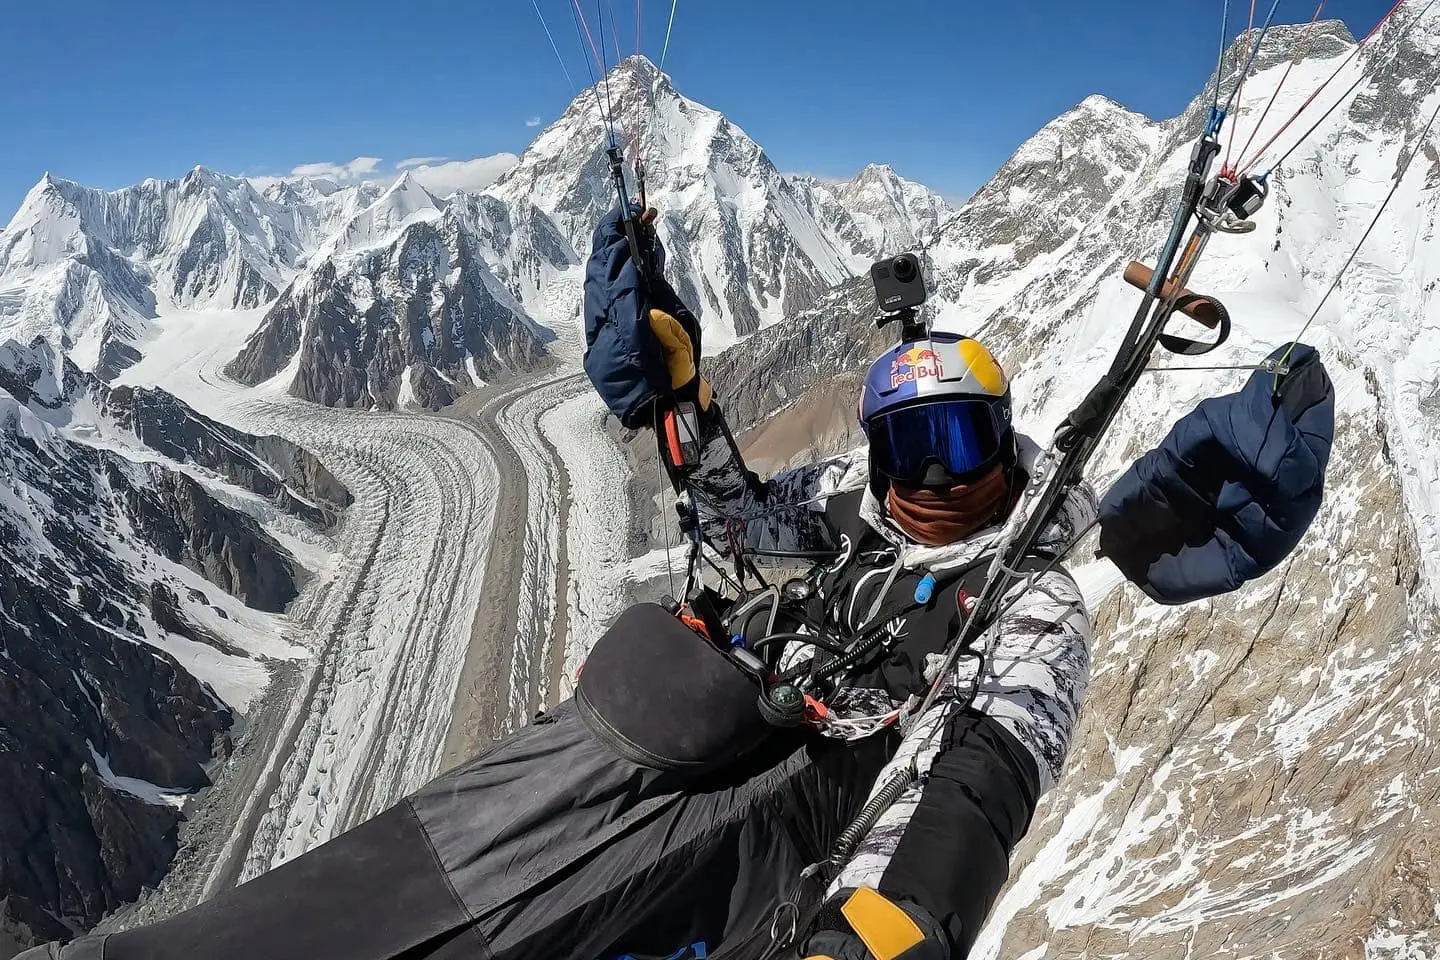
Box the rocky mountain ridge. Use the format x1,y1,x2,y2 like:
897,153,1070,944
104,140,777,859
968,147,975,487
0,57,952,412
0,169,383,380
0,336,349,947
226,207,551,409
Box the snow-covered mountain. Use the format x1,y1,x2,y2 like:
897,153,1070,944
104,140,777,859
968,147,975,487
791,164,953,261
227,207,551,410
0,169,382,380
485,56,869,347
314,172,441,264
0,336,349,946
713,9,1440,956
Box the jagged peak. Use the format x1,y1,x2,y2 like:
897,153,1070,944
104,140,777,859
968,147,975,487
24,171,82,201
591,52,683,115
612,53,660,81
1078,93,1129,113
1227,17,1356,60
1210,18,1357,96
270,175,346,199
181,164,223,191
1050,93,1155,128
368,170,438,215
7,173,83,231
853,163,897,182
840,164,910,201
846,164,945,201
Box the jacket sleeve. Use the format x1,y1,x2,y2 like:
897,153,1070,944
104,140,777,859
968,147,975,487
673,404,855,559
823,537,1096,954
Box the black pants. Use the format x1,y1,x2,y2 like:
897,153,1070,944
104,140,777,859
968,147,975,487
21,703,1030,960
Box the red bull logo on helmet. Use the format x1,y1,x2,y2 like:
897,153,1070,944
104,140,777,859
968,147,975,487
890,346,945,389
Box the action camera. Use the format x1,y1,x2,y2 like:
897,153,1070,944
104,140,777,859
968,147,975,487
871,253,927,313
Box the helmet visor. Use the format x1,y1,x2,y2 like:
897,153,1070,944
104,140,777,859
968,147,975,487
869,399,1007,484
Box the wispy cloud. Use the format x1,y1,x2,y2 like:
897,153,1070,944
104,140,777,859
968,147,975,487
248,151,519,197
402,154,520,195
290,156,383,180
526,116,542,127
269,153,519,196
396,156,449,170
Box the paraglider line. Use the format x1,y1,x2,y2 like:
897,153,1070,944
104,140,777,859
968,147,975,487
606,0,624,68
659,0,679,71
1210,0,1232,118
569,0,605,81
1242,0,1423,176
530,0,576,90
597,0,620,147
1221,0,1283,173
569,0,617,146
1233,0,1326,172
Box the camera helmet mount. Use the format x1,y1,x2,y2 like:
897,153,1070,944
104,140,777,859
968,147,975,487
871,252,930,342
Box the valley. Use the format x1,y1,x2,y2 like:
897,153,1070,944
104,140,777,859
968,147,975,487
1,8,1439,956
95,309,622,915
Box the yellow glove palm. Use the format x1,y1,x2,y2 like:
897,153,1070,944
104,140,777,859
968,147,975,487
648,308,712,409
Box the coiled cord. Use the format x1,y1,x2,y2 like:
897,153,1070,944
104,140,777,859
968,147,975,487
830,762,917,866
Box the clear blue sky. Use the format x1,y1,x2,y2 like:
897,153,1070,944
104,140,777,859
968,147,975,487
0,0,1398,217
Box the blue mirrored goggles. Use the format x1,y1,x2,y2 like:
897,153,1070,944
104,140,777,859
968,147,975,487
867,399,1009,484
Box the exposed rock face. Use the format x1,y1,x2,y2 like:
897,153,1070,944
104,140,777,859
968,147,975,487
0,411,235,945
104,460,299,612
103,384,351,527
226,210,550,410
452,192,581,330
0,337,345,947
984,400,1439,959
707,276,883,435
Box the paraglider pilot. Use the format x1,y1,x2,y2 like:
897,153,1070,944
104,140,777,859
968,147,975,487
18,204,1332,960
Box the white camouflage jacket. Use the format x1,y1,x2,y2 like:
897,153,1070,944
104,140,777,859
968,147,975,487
680,411,1097,900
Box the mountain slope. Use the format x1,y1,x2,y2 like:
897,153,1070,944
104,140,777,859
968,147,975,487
823,164,953,258
712,11,1440,956
315,172,441,263
484,56,860,347
226,209,551,409
0,169,379,380
0,337,349,946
